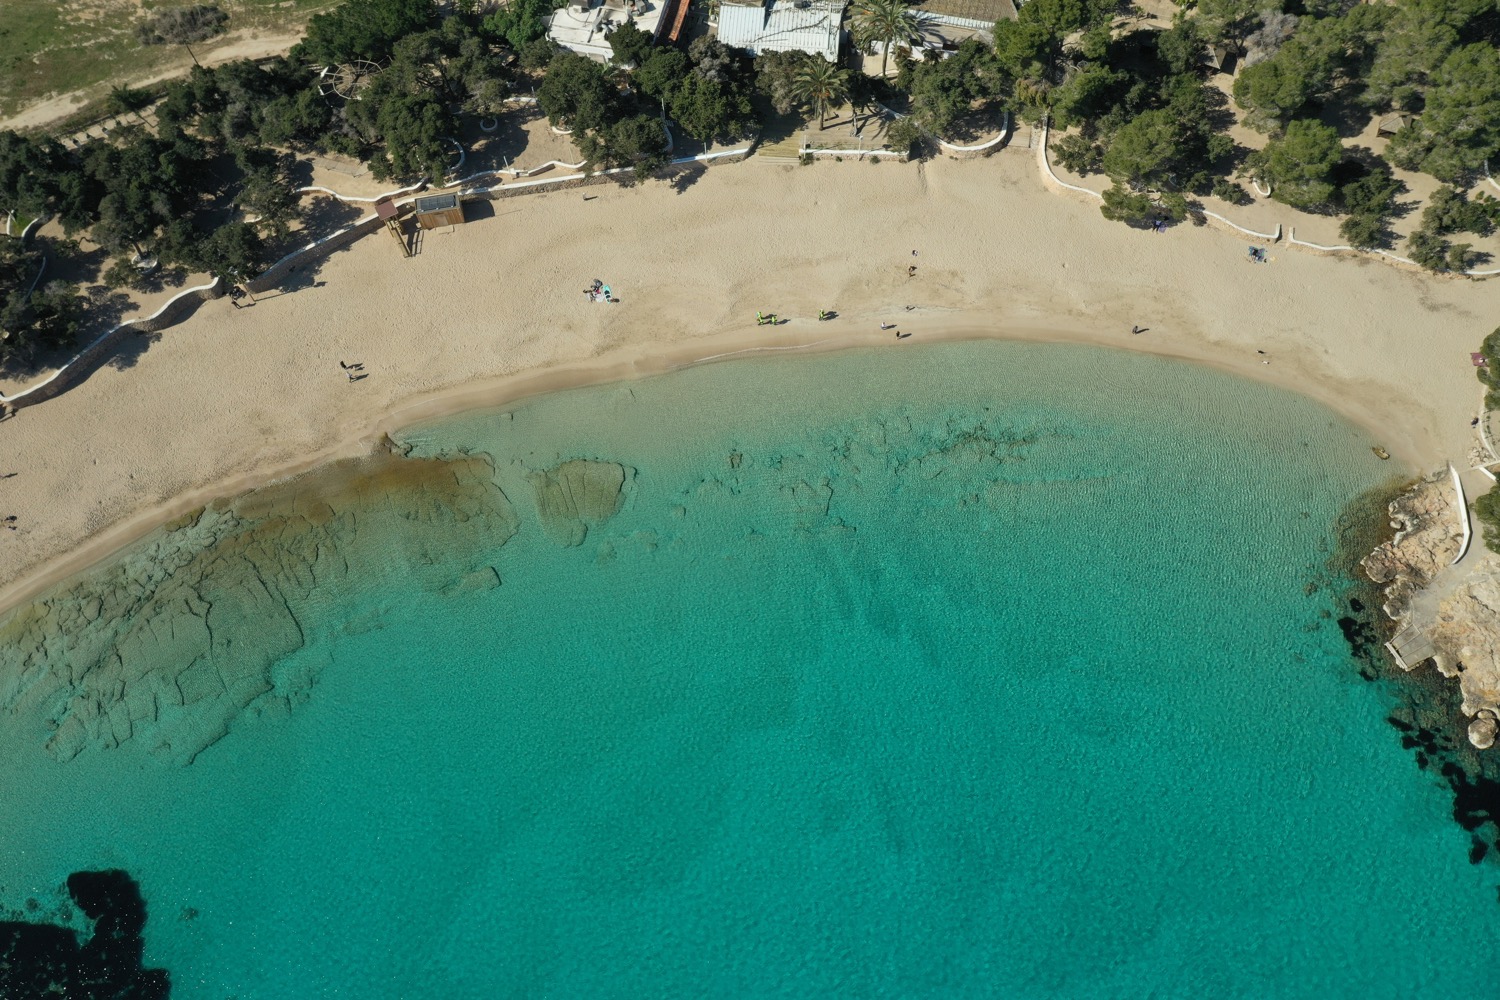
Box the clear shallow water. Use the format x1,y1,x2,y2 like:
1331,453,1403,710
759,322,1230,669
1,341,1496,997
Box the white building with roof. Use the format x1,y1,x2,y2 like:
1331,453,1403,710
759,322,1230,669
716,0,847,63
547,0,668,62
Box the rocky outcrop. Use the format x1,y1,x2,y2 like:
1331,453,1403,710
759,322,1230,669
1468,709,1499,751
1361,473,1461,620
1363,473,1500,748
1433,571,1500,725
0,451,518,765
528,459,629,546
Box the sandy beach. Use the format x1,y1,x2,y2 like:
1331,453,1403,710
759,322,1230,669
2,150,1497,613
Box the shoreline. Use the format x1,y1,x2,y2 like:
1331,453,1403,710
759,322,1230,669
0,319,1420,619
0,153,1492,619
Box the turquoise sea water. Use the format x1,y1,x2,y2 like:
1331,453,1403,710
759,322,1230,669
2,340,1497,997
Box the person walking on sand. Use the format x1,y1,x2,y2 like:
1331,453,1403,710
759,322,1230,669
880,322,894,330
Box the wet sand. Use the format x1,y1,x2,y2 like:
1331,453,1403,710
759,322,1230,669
1,152,1496,614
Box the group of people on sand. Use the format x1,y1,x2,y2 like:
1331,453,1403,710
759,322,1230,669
759,252,924,336
584,278,614,303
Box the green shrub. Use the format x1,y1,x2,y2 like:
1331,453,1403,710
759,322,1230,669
1475,483,1500,555
1476,327,1500,410
1053,132,1102,174
102,257,150,291
1406,227,1450,271
1339,212,1386,249
884,116,923,158
1211,179,1251,205
1423,186,1496,238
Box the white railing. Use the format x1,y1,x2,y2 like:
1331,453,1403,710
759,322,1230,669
7,144,757,407
1288,228,1500,277
458,146,751,196
1450,462,1473,565
1,277,221,405
872,102,1011,154
295,180,427,204
1200,211,1280,241
1040,126,1283,240
1037,124,1103,199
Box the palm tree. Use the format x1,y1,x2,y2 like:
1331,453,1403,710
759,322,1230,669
792,58,852,131
852,0,925,79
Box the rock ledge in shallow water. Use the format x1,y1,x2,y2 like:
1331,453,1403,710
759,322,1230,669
0,451,518,765
528,459,630,546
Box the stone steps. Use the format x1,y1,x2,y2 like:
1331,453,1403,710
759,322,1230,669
757,134,806,161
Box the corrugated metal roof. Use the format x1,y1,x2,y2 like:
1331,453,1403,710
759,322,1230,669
717,0,845,61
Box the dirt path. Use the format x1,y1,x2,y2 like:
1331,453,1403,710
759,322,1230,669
0,30,304,133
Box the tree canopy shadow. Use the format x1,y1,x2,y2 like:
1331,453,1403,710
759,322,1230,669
259,248,336,299
668,162,707,194
297,195,365,237
465,105,545,174
1315,91,1378,140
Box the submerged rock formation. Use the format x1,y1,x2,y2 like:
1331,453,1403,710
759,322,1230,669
1363,473,1500,749
528,459,630,546
0,451,518,765
0,870,168,999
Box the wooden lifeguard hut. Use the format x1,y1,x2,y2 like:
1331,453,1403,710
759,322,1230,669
413,193,466,230
375,197,411,258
